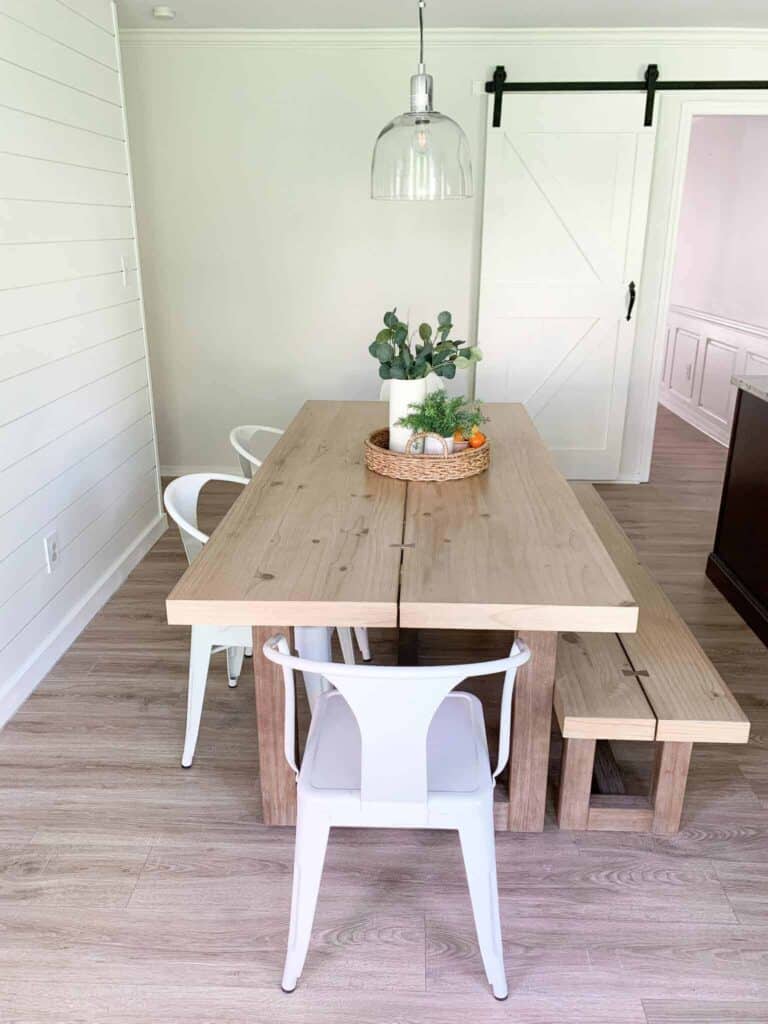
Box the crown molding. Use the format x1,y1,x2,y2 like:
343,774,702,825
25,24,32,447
118,26,768,48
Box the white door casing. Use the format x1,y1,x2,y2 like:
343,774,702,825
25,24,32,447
478,93,656,479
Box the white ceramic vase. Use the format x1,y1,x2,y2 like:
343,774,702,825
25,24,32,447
388,377,428,452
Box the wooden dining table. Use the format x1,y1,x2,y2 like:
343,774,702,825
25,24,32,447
166,400,638,831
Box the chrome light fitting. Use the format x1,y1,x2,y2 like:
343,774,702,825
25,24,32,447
371,0,472,200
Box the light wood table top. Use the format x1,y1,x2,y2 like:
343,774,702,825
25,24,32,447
166,401,638,633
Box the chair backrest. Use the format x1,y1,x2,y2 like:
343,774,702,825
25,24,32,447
164,473,247,564
229,425,284,478
263,636,530,810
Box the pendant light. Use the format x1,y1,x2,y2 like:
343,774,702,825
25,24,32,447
371,0,472,200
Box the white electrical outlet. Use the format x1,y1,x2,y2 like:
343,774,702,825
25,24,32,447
44,531,59,573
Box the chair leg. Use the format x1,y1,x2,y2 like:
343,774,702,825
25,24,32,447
458,810,508,1000
337,627,356,665
182,627,212,768
353,626,371,662
294,627,333,715
226,646,245,688
281,809,330,992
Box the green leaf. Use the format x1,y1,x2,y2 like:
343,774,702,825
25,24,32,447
437,310,452,327
393,324,408,346
389,362,407,380
373,340,394,362
375,328,393,343
418,322,432,341
433,362,456,379
470,346,483,362
383,310,398,329
378,364,391,380
455,355,470,370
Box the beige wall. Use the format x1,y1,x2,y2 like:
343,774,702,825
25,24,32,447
120,28,768,476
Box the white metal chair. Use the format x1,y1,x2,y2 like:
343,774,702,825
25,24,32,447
263,634,531,1000
229,424,285,479
228,425,371,667
164,475,368,766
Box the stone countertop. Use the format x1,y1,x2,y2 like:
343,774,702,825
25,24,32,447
731,375,768,404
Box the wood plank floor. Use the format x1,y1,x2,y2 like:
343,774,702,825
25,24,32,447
3,406,768,1024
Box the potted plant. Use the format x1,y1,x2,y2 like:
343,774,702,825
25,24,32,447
397,393,486,455
368,309,482,451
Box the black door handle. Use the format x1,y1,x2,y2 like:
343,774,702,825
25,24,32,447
626,281,637,322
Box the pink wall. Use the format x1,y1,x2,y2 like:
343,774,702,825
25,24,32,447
671,115,768,328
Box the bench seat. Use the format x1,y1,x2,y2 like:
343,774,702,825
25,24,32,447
554,484,750,835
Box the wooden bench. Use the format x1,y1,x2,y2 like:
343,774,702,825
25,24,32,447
554,483,750,835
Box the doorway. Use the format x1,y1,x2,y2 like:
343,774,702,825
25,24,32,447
656,113,768,449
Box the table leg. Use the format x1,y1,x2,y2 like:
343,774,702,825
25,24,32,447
507,630,558,832
253,625,297,826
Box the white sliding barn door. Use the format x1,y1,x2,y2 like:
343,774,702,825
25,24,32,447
478,94,656,479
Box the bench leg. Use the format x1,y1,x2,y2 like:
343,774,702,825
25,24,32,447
650,741,693,835
557,738,596,830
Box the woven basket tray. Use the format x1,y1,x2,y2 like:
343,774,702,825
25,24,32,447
364,429,490,482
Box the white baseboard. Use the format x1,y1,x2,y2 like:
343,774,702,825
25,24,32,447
658,392,729,447
0,513,168,728
160,464,237,478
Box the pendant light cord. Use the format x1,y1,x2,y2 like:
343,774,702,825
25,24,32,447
418,0,425,69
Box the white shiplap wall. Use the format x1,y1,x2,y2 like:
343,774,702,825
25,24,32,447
0,0,165,723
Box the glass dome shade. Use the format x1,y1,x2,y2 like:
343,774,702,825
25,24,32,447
371,109,473,201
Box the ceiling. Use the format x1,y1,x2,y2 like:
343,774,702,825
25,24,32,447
116,0,768,30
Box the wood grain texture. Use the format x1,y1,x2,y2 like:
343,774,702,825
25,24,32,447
252,626,296,827
651,742,694,836
555,631,656,740
399,404,638,632
572,482,750,745
507,630,558,832
3,408,768,1022
167,402,404,628
557,738,595,830
587,795,655,833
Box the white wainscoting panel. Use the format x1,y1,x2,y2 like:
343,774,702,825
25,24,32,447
0,0,164,725
659,305,768,444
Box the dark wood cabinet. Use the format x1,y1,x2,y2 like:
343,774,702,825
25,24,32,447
707,387,768,646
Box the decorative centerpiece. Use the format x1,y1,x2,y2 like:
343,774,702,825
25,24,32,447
368,308,481,451
396,391,487,455
364,392,490,482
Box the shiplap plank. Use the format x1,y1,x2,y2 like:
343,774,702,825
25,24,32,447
0,360,148,472
0,61,124,138
0,239,137,291
56,0,113,34
0,492,158,669
0,0,117,68
0,153,129,205
0,472,157,647
0,15,120,104
0,444,155,603
0,415,154,560
1,301,141,381
0,271,139,335
0,388,150,516
0,331,145,425
0,106,127,172
0,199,133,243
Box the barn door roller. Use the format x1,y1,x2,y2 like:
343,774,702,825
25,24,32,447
485,64,768,129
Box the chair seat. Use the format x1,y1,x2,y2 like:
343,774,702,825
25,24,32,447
300,691,493,821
